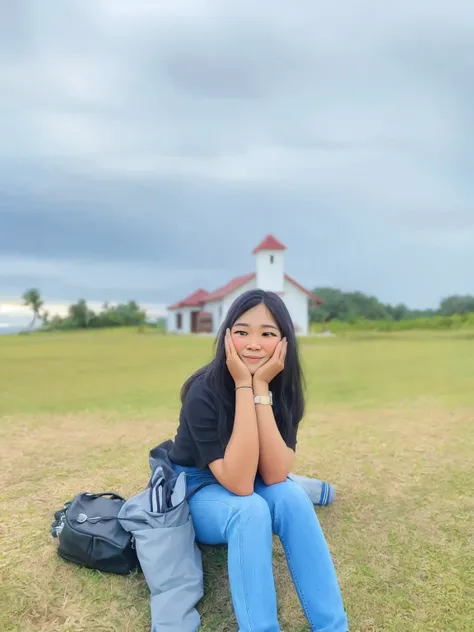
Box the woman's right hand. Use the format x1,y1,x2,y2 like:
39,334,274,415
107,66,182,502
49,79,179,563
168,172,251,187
224,329,252,387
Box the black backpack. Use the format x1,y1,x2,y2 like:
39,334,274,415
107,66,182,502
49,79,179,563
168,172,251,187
51,492,139,575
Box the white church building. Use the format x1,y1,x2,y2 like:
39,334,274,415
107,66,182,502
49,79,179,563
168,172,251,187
167,235,323,336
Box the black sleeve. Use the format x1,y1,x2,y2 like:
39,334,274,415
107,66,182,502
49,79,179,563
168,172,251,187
183,383,226,470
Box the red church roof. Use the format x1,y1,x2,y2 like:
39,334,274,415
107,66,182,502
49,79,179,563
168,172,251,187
168,274,322,309
284,274,324,304
204,273,255,303
252,234,287,254
167,288,209,310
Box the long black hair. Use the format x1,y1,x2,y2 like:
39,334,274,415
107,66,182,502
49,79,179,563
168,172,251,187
181,289,306,445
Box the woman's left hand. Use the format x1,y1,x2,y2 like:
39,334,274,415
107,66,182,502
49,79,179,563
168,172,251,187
253,338,287,385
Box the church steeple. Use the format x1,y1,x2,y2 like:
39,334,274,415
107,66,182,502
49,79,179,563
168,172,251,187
252,234,286,292
252,234,287,254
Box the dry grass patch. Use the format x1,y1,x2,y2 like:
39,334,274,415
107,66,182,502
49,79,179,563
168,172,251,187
1,404,473,631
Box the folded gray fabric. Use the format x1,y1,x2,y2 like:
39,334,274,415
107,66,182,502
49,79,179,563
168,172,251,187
118,469,204,632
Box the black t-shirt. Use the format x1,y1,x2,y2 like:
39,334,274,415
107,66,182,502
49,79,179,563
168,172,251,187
169,373,298,470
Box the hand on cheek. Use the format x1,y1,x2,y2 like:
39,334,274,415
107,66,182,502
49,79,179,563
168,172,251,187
231,335,246,355
266,338,281,356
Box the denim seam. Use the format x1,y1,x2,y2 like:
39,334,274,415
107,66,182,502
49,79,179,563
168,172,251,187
279,530,316,630
189,498,254,631
273,487,319,631
235,512,254,632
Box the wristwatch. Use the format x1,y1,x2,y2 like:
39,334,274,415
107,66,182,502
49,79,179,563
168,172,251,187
254,391,273,406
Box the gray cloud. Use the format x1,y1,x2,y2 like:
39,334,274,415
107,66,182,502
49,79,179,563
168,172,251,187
1,0,474,310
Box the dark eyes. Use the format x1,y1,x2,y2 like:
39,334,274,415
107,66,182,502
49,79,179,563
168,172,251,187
233,330,278,337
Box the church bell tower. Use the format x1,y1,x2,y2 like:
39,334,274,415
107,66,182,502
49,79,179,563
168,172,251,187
252,234,286,293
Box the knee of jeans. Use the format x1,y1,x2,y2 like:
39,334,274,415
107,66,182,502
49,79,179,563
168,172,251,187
229,492,272,532
268,480,314,513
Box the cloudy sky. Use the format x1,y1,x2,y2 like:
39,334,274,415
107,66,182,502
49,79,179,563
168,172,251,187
1,0,473,324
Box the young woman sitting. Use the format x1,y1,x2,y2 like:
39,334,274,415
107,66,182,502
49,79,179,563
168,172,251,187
169,289,348,632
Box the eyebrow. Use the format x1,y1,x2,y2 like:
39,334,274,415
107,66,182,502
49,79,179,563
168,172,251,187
233,322,279,330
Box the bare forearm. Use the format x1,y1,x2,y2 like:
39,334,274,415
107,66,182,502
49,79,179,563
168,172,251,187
254,380,294,485
221,384,259,494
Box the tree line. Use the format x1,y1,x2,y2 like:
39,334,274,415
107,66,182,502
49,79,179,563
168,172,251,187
22,287,474,332
22,289,147,330
309,288,474,323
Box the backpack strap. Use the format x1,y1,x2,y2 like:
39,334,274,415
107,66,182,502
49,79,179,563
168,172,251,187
83,492,125,501
186,480,215,501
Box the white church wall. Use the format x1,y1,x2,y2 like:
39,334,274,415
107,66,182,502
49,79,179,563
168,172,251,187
201,300,222,335
255,251,284,293
167,307,192,334
167,310,177,333
282,279,309,336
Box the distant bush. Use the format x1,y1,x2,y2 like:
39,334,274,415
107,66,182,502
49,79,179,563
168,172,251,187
42,300,147,332
310,288,474,323
311,312,474,333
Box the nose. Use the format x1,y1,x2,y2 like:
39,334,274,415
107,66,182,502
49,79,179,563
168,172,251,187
246,339,261,351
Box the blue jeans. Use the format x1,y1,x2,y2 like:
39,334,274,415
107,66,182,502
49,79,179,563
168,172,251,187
172,464,348,632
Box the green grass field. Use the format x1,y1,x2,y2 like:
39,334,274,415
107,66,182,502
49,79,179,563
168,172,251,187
1,329,473,631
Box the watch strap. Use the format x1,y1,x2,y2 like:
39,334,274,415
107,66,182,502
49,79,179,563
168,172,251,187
254,391,273,405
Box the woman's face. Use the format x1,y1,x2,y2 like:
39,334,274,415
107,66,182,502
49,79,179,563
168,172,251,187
230,303,282,375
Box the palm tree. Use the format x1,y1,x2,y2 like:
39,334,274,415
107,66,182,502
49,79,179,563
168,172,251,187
22,288,44,327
